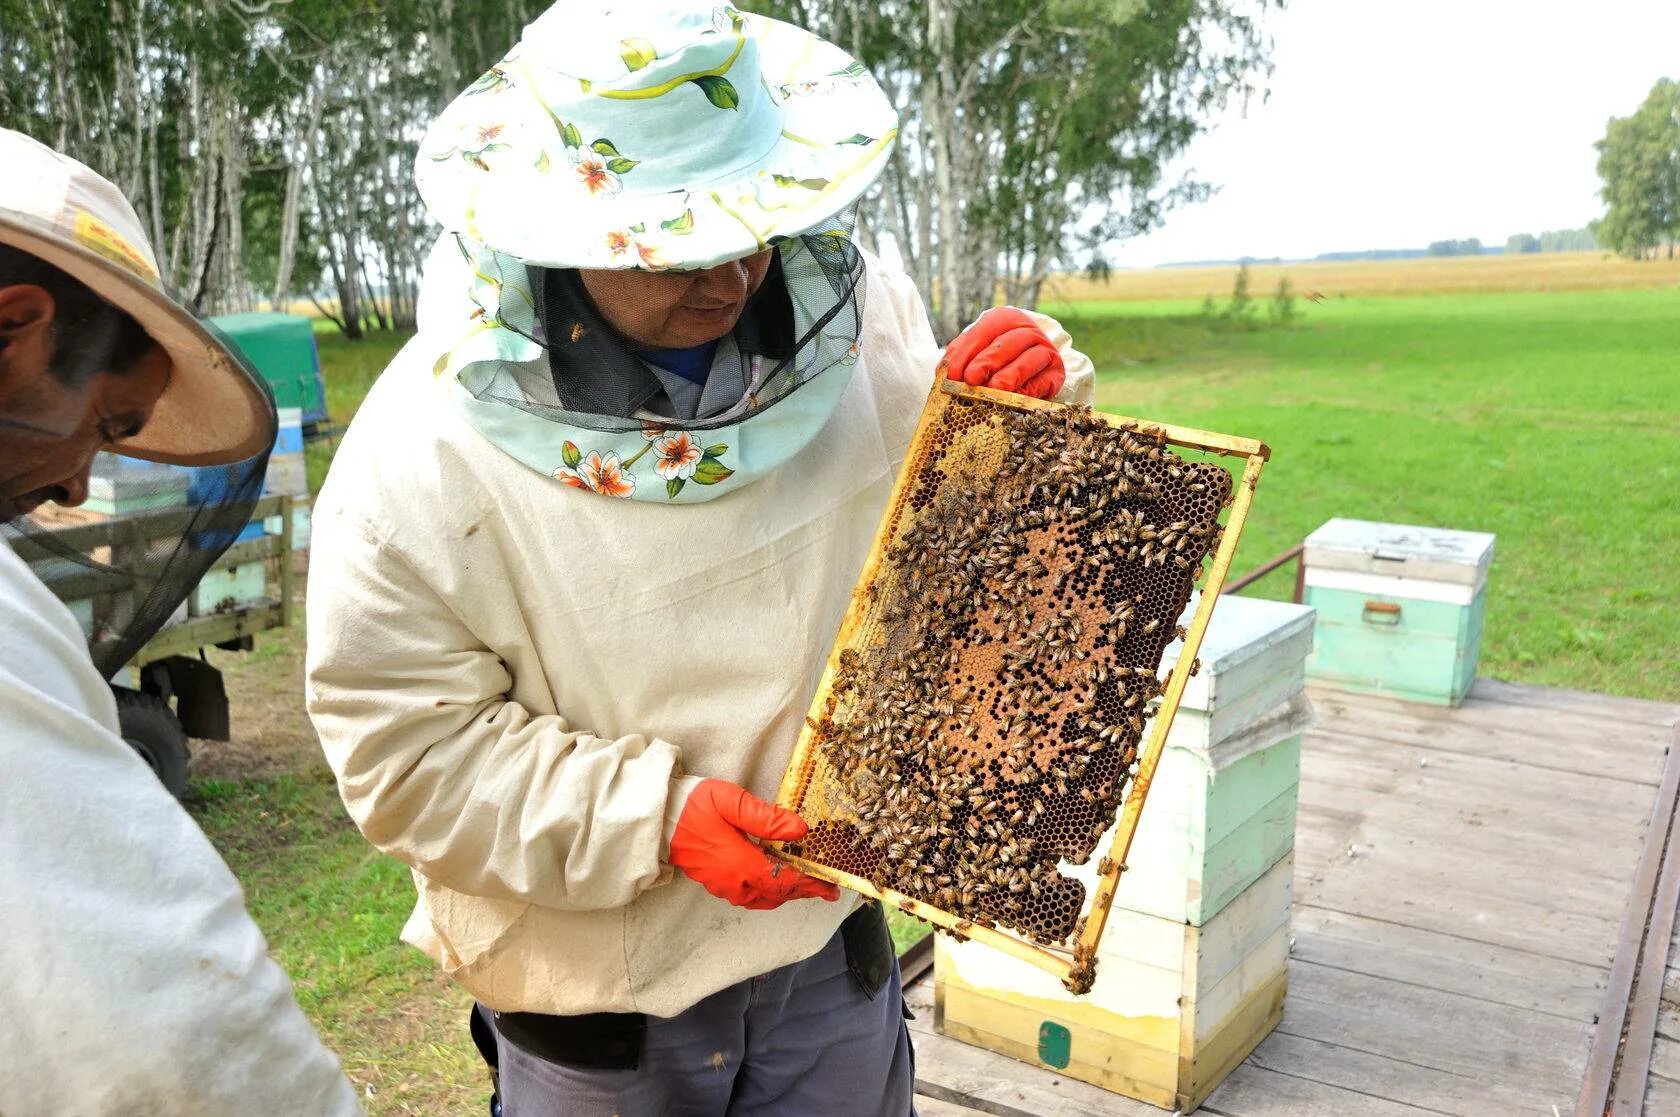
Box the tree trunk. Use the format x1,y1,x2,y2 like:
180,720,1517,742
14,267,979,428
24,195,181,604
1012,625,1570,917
925,0,963,342
273,73,325,313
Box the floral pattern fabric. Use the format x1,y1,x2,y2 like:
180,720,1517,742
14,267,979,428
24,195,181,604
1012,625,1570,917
425,226,866,504
413,2,900,272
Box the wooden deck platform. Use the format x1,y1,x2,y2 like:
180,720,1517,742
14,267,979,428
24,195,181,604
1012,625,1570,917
908,677,1680,1116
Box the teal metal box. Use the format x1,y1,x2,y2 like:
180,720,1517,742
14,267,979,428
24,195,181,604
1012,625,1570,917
1302,519,1494,706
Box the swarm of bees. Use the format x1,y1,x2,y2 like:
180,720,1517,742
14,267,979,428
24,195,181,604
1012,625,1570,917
793,399,1232,945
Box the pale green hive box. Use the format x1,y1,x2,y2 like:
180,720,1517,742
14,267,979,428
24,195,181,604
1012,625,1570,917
1303,518,1495,706
82,452,190,517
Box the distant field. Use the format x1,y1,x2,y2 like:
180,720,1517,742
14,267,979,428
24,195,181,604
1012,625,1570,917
1045,250,1680,302
1053,287,1680,702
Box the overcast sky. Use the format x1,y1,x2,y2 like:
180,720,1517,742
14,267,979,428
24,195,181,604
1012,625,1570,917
1105,0,1680,267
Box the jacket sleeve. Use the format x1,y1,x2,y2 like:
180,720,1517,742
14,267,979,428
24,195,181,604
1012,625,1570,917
305,507,701,912
0,555,362,1116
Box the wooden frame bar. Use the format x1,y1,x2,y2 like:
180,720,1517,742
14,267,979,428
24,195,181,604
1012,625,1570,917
772,379,1269,993
19,494,294,669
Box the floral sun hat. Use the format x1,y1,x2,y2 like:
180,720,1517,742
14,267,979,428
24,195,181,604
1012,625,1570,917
416,0,899,271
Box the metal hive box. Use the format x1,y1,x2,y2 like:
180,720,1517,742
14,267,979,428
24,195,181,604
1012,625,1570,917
772,380,1268,993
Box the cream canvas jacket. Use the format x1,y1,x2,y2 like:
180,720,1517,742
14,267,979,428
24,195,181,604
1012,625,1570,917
305,256,1093,1017
0,540,361,1115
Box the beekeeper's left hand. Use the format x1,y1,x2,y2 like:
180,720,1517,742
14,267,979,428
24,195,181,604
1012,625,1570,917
940,306,1066,400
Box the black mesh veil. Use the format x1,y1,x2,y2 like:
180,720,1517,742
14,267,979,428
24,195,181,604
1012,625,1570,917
452,211,866,433
2,364,273,680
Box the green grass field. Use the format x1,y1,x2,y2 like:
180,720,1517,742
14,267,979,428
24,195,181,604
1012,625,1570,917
1051,287,1680,701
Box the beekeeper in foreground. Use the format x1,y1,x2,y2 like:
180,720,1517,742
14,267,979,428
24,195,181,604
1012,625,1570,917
305,2,1091,1112
0,127,360,1114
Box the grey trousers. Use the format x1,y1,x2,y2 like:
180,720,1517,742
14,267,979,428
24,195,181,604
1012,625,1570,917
480,927,917,1116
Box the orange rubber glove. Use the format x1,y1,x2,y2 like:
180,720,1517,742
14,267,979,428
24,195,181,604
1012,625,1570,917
668,779,841,910
940,306,1066,400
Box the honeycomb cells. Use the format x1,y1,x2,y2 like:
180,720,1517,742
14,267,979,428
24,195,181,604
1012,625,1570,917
796,397,1232,945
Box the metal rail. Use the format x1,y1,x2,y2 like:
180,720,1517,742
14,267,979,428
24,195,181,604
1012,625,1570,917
1579,722,1680,1116
1221,541,1304,602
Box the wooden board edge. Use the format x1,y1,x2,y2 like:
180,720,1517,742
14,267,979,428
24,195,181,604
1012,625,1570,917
1079,454,1265,969
1181,969,1289,1114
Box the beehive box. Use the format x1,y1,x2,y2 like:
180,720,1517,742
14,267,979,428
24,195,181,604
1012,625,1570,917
936,854,1292,1113
82,454,191,517
772,381,1268,992
192,559,269,616
1121,593,1313,925
934,594,1314,1111
263,407,309,500
1303,518,1494,706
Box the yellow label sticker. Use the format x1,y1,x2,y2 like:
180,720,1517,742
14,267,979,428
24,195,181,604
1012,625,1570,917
72,211,160,286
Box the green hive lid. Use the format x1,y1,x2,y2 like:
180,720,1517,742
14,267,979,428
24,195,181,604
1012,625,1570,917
208,313,323,418
1304,518,1495,586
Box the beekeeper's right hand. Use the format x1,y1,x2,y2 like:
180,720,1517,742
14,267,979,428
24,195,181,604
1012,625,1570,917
940,306,1067,400
668,778,842,909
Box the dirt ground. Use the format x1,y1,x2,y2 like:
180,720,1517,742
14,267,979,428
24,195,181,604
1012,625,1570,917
190,566,321,781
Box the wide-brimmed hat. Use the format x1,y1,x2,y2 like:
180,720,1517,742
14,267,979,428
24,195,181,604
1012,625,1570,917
416,0,899,271
0,128,275,466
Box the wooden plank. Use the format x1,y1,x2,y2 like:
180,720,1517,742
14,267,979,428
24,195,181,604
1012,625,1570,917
1581,725,1680,1117
1611,725,1680,1114
905,975,1156,1117
1282,961,1591,1097
1241,1029,1559,1115
1301,724,1657,820
131,603,285,665
1297,735,1650,866
1290,905,1607,1020
912,1088,998,1116
1328,685,1678,761
1306,689,1667,786
1200,1063,1441,1116
1648,1035,1680,1083
1293,780,1647,923
1300,854,1623,968
1470,677,1680,731
1644,1074,1680,1117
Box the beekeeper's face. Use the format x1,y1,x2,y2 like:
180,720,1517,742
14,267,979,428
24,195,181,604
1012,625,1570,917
0,282,170,517
578,249,775,350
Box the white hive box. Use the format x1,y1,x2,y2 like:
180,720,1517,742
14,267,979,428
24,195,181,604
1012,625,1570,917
935,593,1316,1112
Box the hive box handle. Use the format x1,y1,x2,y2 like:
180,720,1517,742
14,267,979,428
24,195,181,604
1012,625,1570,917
1363,600,1403,625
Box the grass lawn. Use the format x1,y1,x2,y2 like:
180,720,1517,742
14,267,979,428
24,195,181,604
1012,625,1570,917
1050,287,1680,701
191,766,483,1113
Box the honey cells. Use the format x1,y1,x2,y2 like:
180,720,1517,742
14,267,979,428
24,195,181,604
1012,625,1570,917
788,397,1232,946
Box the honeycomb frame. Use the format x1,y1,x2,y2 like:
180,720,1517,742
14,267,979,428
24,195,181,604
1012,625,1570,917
770,380,1268,994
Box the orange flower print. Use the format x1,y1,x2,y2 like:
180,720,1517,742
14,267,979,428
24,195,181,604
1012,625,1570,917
652,431,704,481
555,448,637,498
576,155,623,196
635,240,668,269
606,230,633,257
475,123,507,146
